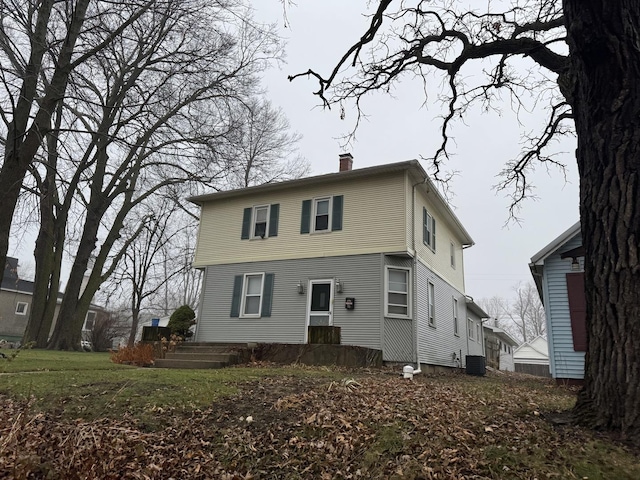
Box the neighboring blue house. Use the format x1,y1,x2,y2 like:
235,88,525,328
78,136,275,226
529,222,585,383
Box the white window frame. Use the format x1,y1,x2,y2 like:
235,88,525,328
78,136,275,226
240,272,265,318
385,266,411,318
468,318,475,340
312,196,332,233
453,297,459,336
450,242,456,269
424,209,436,252
251,205,270,239
15,301,28,315
428,282,435,326
83,310,97,331
476,322,481,343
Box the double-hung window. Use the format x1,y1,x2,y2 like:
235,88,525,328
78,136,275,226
476,323,481,342
423,208,436,251
242,273,264,317
386,267,410,317
15,302,28,315
314,197,331,232
453,297,459,335
230,272,275,319
428,282,435,326
468,318,475,340
241,204,279,240
300,195,343,234
253,205,269,238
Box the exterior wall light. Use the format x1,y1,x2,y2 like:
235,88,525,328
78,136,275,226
296,281,305,294
335,279,343,293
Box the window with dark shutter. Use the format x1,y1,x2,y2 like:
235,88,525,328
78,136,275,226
566,272,587,351
300,199,312,234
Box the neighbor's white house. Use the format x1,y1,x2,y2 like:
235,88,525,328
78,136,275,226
189,155,487,368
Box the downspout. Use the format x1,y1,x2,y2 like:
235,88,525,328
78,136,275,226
404,174,428,378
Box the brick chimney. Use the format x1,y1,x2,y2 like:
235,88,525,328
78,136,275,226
339,153,353,172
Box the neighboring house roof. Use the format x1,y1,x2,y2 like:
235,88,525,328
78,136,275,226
189,159,474,247
514,336,549,362
466,299,489,319
2,257,34,294
530,222,581,265
483,324,519,347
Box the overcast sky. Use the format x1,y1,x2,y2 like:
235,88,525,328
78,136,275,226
8,2,579,303
253,1,579,301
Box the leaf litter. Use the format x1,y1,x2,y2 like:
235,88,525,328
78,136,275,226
1,369,638,479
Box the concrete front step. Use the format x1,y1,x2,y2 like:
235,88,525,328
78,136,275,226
174,344,245,354
153,358,228,369
165,352,238,362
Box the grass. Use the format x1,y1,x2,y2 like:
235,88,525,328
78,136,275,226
0,348,340,423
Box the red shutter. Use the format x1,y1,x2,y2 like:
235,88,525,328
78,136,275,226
566,272,587,352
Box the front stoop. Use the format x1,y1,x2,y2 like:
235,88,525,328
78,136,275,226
153,343,246,369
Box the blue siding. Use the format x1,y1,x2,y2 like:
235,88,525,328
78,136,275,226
542,233,585,379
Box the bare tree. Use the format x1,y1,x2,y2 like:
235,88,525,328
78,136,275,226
225,98,309,188
0,0,154,287
290,1,640,442
33,0,282,351
477,296,509,329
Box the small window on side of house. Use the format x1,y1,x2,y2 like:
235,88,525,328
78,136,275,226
476,323,481,342
15,302,28,315
428,282,435,326
386,267,410,317
468,318,474,340
450,242,455,268
242,273,265,317
423,208,436,251
453,297,459,335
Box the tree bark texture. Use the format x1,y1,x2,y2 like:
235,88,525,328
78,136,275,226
565,0,640,443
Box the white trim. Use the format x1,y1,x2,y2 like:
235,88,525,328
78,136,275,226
311,196,332,233
250,204,270,239
385,266,411,319
15,301,28,315
240,272,265,318
305,279,334,341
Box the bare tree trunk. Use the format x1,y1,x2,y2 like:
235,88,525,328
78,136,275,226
566,0,640,443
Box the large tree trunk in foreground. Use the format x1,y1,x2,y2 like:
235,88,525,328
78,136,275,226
566,0,640,443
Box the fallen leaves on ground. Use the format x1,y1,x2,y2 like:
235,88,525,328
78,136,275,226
1,369,637,479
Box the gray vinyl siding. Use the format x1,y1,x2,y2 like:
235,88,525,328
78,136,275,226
197,254,382,349
542,233,585,379
383,255,414,362
416,259,479,367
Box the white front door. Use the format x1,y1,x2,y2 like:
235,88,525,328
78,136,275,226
307,279,333,330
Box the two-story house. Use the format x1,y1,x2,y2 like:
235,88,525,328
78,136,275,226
190,155,487,367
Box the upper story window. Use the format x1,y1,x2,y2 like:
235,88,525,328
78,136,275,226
468,318,475,340
241,204,279,240
15,301,28,315
314,197,331,232
253,205,269,238
386,266,410,318
423,208,436,251
450,242,456,268
300,195,343,234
